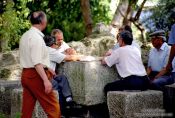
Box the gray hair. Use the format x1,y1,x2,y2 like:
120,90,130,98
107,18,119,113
51,29,63,36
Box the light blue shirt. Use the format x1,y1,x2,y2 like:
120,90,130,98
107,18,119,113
148,42,170,72
168,24,175,72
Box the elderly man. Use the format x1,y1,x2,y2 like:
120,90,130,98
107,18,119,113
102,31,149,95
43,36,81,114
147,30,174,90
147,30,170,80
19,11,60,118
51,29,76,55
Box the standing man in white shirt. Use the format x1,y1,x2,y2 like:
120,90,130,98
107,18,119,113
102,31,149,95
51,29,76,54
19,11,60,118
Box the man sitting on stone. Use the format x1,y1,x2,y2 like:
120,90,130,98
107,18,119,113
147,30,170,80
147,30,174,90
43,36,81,114
51,29,76,55
102,31,149,95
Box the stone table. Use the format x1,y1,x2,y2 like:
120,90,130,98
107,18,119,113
57,57,119,106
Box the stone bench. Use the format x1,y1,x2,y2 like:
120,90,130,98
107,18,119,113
11,88,59,118
0,80,21,117
107,90,163,118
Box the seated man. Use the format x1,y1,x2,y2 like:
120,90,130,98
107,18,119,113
51,29,76,55
147,30,170,80
106,25,140,56
148,30,174,90
43,36,81,113
102,31,149,95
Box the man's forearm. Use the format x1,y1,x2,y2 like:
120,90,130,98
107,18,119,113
146,67,152,76
65,55,80,61
168,45,175,65
35,64,48,82
155,68,167,79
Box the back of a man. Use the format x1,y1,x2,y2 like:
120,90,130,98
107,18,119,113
110,46,145,78
102,31,149,95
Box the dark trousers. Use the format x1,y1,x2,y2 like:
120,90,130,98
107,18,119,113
148,71,159,80
51,75,72,112
104,75,150,96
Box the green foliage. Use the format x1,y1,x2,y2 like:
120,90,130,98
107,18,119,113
26,0,112,42
15,112,21,118
0,0,112,51
143,0,175,32
0,0,30,52
0,113,5,118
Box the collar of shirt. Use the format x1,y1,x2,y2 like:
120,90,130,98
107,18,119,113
30,26,44,37
159,42,167,51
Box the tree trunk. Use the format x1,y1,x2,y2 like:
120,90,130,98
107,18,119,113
80,0,93,36
111,0,129,29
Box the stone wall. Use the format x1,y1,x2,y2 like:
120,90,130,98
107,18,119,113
0,50,21,81
68,33,116,56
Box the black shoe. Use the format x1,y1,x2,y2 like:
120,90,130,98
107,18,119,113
66,101,82,109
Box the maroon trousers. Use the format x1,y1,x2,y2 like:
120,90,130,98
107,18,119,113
21,68,61,118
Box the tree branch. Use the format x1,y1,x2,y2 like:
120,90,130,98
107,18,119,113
134,0,147,21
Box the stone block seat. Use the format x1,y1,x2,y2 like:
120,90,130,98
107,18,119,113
107,90,163,118
0,80,21,117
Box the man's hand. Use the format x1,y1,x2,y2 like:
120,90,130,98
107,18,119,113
101,57,107,65
105,50,112,56
44,79,52,94
65,48,76,55
48,68,56,76
166,63,172,72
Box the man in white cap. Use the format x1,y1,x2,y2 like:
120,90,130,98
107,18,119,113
148,30,174,90
147,30,170,80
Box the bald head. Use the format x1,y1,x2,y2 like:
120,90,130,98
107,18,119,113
29,11,47,25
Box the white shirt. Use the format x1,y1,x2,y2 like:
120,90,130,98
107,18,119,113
57,41,70,53
19,27,50,68
48,47,66,71
105,45,146,78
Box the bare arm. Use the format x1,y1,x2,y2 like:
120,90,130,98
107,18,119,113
154,68,167,79
34,64,52,94
146,67,152,76
65,48,77,55
166,45,175,71
101,57,107,65
64,55,81,61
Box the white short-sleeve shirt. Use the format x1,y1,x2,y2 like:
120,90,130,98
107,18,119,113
57,41,70,53
105,45,146,78
48,47,66,71
19,27,50,68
